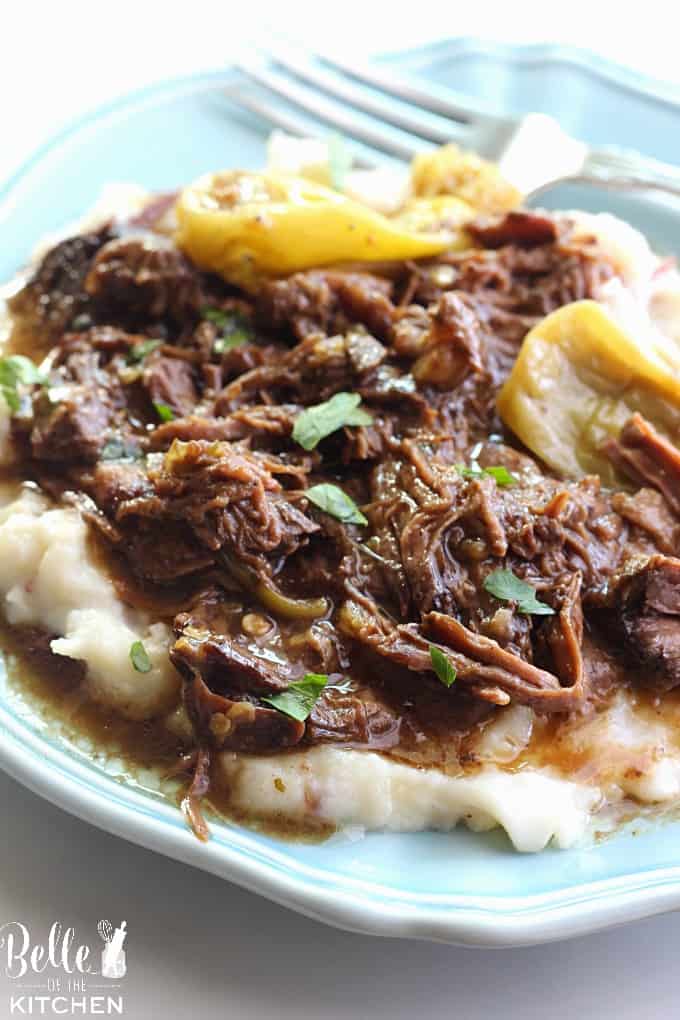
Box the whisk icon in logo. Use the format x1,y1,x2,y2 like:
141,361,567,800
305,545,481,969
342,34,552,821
97,919,127,979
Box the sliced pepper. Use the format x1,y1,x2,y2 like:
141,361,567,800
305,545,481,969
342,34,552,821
411,143,521,214
497,300,680,485
175,171,461,291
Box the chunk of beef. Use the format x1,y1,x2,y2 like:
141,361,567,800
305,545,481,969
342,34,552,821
604,413,680,514
215,328,391,412
9,227,113,339
468,211,559,249
181,668,306,752
257,270,395,341
115,439,318,577
89,461,150,514
28,336,130,464
411,292,486,388
31,388,112,463
85,234,201,324
406,227,614,368
120,520,213,584
142,353,198,417
306,691,402,748
597,554,680,692
173,612,299,695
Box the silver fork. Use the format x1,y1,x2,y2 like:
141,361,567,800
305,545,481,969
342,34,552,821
228,47,680,201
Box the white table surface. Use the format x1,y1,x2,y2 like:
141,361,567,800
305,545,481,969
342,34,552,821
3,4,680,1018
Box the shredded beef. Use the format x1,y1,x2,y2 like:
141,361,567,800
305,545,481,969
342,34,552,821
604,413,680,513
8,204,680,759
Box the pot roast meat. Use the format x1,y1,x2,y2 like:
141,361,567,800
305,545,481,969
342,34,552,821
604,413,680,514
108,439,319,584
31,387,112,463
595,554,680,692
467,210,559,249
142,352,198,418
257,270,395,341
148,405,299,449
11,205,680,762
182,669,306,752
9,227,114,339
85,234,202,326
411,292,486,389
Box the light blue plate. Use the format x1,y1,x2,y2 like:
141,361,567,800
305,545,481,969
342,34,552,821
2,40,680,947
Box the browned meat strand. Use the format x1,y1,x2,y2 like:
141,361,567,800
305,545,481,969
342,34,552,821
604,413,680,514
9,205,680,759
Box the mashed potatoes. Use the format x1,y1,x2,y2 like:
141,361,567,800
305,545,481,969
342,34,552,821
218,747,600,852
0,484,178,719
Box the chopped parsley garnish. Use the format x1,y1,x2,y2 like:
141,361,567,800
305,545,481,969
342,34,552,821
0,355,47,412
202,306,254,354
292,392,372,451
429,645,457,688
202,306,233,326
456,463,517,486
262,673,329,722
328,132,352,192
214,331,249,354
100,438,143,462
483,569,554,616
71,313,92,331
129,640,152,673
305,483,367,525
153,401,175,422
127,339,162,364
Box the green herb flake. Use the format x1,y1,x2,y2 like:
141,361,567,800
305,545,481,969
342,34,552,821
0,355,47,413
71,313,92,331
262,673,329,722
101,438,143,462
202,306,254,355
456,463,517,486
328,133,352,192
292,392,373,451
213,329,250,354
483,568,554,616
429,645,457,688
129,640,152,673
153,401,175,422
306,483,367,525
127,339,162,364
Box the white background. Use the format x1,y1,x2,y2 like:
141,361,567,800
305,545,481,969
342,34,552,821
2,3,680,1017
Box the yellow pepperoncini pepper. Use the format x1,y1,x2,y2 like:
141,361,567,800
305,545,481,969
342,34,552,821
411,143,521,214
392,195,474,236
175,171,464,291
497,300,680,485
